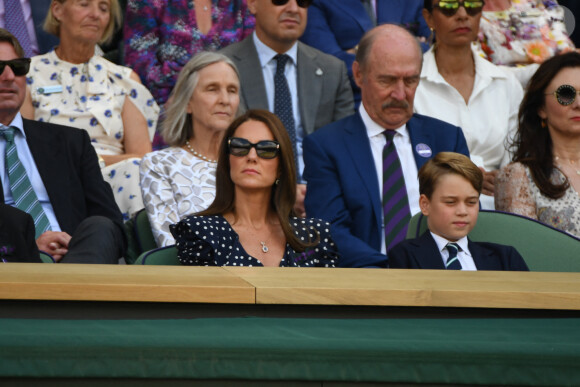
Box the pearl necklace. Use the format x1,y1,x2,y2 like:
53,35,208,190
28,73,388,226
185,141,217,164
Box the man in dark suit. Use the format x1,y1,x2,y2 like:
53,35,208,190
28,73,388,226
0,28,125,263
300,0,430,105
303,25,469,268
389,152,528,271
0,204,40,262
220,0,354,216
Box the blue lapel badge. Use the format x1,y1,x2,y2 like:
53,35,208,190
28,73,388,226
415,143,432,158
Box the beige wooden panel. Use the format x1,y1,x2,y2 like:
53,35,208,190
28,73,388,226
224,267,580,310
0,264,255,304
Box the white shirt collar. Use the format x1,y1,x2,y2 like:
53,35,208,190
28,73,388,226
430,231,470,256
359,103,408,141
253,31,298,69
421,45,509,84
2,113,26,137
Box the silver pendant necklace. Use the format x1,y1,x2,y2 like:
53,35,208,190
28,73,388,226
260,241,269,253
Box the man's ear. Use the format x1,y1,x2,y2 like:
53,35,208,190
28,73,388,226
352,61,364,89
419,194,430,216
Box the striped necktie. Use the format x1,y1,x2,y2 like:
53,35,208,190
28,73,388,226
1,126,51,238
445,242,462,270
382,130,411,250
5,0,33,57
273,54,298,169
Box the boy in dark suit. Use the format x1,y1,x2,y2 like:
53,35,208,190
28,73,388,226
0,204,40,262
389,152,529,271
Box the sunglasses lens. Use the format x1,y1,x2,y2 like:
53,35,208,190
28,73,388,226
256,141,279,159
229,138,250,156
437,1,459,16
556,85,576,105
271,0,311,7
0,59,30,76
464,1,484,15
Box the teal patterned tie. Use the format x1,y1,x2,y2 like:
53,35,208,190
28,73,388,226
445,242,462,270
1,126,51,238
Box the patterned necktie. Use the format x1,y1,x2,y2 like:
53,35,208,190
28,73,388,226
1,126,51,238
382,130,411,251
273,54,298,168
445,242,462,270
5,0,33,57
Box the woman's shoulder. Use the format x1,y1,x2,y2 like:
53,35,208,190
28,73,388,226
142,147,186,163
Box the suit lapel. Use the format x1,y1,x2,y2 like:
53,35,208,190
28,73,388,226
468,239,494,270
234,37,269,110
335,0,373,31
343,113,382,231
23,120,68,226
412,232,446,269
406,115,435,171
297,43,323,135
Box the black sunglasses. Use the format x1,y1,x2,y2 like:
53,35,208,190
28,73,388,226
0,58,30,77
433,0,485,17
228,137,280,159
547,84,580,106
272,0,312,8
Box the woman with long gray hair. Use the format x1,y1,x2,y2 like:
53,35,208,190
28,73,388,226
140,51,241,247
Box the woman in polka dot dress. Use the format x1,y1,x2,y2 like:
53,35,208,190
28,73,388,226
171,110,339,267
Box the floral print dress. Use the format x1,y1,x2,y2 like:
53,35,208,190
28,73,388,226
476,0,574,66
27,50,160,220
495,162,580,238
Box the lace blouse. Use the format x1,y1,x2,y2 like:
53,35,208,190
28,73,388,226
171,215,339,267
495,162,580,237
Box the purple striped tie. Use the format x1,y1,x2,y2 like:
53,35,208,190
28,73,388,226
5,0,33,57
382,130,411,251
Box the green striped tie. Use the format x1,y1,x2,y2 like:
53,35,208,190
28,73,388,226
1,126,51,238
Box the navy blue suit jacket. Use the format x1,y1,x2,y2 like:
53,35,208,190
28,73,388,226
303,112,469,268
389,231,529,271
300,0,429,104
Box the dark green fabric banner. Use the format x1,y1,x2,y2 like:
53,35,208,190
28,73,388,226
1,317,578,385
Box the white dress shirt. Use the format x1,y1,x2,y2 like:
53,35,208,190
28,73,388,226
431,232,477,271
253,32,306,181
0,0,40,55
0,113,60,231
414,47,524,209
359,104,420,255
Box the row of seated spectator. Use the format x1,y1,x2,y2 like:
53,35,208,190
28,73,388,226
0,0,578,268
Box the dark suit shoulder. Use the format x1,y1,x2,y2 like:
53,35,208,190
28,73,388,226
469,240,529,271
306,112,360,139
23,118,90,139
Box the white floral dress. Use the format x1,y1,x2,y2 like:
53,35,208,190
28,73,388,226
27,50,160,220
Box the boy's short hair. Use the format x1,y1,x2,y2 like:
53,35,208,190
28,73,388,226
419,152,483,199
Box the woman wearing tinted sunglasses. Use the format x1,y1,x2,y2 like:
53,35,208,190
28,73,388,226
496,52,580,238
414,0,524,210
171,109,339,267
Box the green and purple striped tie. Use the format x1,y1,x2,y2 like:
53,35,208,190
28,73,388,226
382,130,411,251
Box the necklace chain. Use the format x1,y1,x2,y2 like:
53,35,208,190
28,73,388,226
555,156,580,176
185,141,217,164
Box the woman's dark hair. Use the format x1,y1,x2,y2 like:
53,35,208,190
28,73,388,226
198,109,318,252
424,0,433,12
512,51,580,199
